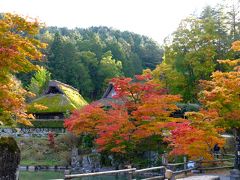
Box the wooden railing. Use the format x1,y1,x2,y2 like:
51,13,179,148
135,166,165,180
63,154,235,180
197,157,234,171
64,166,166,180
64,168,136,179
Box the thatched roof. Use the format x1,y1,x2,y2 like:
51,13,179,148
93,83,124,107
97,78,148,106
27,80,88,113
102,84,115,98
95,84,201,117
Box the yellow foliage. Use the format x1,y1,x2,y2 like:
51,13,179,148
0,13,46,126
17,119,33,126
32,103,48,111
27,114,35,119
217,59,240,66
231,41,240,51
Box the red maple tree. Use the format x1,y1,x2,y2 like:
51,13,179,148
65,74,183,155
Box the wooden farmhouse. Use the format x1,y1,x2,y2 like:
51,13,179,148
27,80,88,119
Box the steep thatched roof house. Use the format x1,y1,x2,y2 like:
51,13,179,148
93,83,123,107
27,80,88,119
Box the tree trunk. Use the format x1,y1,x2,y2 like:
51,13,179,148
0,137,20,180
233,128,240,170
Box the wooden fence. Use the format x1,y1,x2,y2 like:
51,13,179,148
63,154,235,180
64,166,166,180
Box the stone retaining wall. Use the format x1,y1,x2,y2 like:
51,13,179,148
0,128,66,137
19,165,71,171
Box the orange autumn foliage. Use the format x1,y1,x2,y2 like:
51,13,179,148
167,41,240,160
0,13,46,126
199,41,240,129
166,110,224,160
65,74,183,153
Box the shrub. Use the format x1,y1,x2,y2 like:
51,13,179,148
18,120,64,128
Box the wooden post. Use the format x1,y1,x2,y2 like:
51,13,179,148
127,165,133,180
171,174,176,180
64,170,71,180
184,156,187,176
165,169,174,180
162,153,168,165
198,159,203,174
162,166,166,179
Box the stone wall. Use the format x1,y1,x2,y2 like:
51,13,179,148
71,148,101,173
0,128,66,137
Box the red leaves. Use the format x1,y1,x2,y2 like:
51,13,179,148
64,105,106,135
135,73,152,81
48,131,55,148
164,41,240,160
65,75,182,153
95,108,134,153
65,74,225,159
166,119,224,160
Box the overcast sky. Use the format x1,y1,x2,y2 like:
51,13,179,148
1,0,221,43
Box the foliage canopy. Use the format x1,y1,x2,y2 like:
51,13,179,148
0,13,46,126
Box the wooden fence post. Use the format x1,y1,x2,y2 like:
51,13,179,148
165,169,174,180
184,156,187,176
162,166,166,179
64,169,71,180
127,165,133,180
162,153,168,165
197,159,203,173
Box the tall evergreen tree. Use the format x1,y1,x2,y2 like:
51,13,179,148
48,32,66,81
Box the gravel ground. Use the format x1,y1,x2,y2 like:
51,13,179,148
179,175,230,180
176,169,231,180
178,175,221,180
206,169,231,180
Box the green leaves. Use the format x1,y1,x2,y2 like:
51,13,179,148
37,26,163,100
154,4,237,102
27,66,51,98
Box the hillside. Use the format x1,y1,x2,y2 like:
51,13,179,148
19,26,163,100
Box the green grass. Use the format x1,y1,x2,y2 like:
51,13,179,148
19,171,128,180
20,159,63,166
19,171,64,180
17,135,73,166
0,125,12,128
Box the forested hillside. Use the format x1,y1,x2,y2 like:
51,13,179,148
19,26,163,101
16,1,240,103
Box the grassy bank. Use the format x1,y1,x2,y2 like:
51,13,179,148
16,134,74,166
19,171,128,180
19,171,63,180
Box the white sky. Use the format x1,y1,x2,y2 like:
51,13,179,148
0,0,221,44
